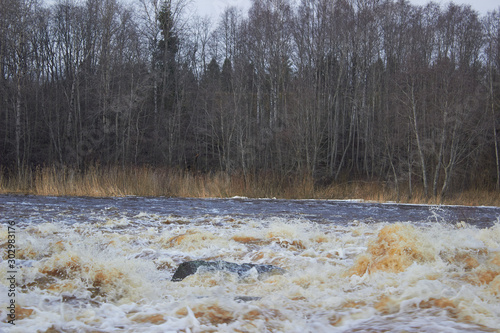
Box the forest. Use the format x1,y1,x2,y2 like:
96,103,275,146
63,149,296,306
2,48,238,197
1,0,500,201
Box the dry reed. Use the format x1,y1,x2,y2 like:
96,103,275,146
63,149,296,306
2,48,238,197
0,165,498,206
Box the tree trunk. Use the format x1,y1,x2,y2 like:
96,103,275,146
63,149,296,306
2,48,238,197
15,75,22,172
409,84,429,197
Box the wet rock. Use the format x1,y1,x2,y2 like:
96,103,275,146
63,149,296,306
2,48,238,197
234,296,262,302
171,260,285,282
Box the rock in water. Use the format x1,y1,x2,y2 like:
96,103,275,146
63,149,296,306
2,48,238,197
171,260,285,281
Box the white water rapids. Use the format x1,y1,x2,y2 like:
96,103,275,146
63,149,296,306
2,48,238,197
0,195,499,332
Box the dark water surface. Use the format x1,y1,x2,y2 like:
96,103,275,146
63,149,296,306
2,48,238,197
1,194,499,228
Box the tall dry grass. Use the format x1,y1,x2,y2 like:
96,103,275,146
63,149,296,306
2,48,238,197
0,165,498,206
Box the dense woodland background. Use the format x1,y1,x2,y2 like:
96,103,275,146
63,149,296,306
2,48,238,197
1,0,500,199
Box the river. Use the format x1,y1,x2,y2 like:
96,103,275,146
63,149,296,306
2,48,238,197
1,194,499,332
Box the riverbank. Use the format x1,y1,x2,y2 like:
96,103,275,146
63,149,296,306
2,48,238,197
1,165,499,206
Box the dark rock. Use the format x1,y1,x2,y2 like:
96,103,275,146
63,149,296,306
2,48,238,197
171,260,285,282
234,296,262,302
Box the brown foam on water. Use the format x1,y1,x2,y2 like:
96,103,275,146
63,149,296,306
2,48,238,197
451,252,480,270
16,247,40,260
164,230,198,247
440,246,490,271
466,252,500,289
487,253,500,296
375,295,457,316
473,269,500,285
347,225,500,327
1,308,34,323
419,298,456,309
47,281,79,293
490,253,500,266
176,304,235,325
37,251,139,300
40,254,82,279
231,235,265,244
231,235,273,251
129,313,167,325
272,238,306,250
232,234,307,252
341,300,367,309
490,275,500,295
350,223,435,276
163,230,230,251
374,295,396,314
175,303,286,330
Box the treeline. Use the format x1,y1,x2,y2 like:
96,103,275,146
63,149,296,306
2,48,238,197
1,0,500,199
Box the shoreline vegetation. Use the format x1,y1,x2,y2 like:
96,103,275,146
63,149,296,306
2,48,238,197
1,165,499,207
2,1,500,207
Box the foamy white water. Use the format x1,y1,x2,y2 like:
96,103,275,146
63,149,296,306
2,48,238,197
1,195,499,332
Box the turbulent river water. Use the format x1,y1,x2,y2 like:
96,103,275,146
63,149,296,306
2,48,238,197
1,194,500,332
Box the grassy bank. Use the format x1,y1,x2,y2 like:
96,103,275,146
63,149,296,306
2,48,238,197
1,165,499,206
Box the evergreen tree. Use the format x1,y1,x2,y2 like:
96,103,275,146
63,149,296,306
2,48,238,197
157,1,178,109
